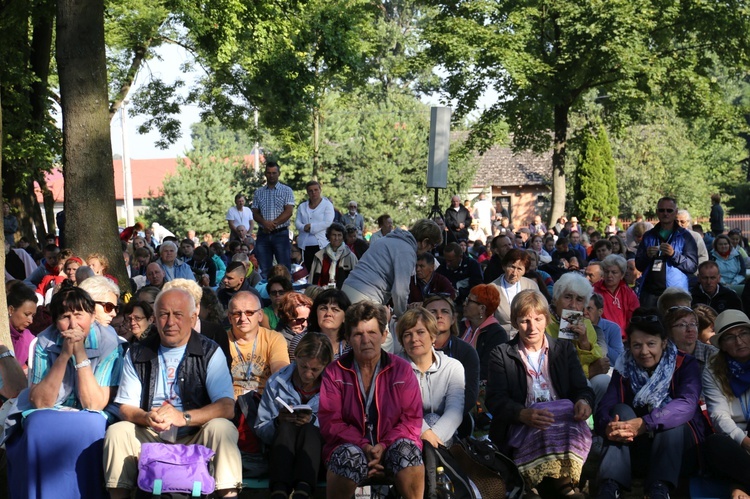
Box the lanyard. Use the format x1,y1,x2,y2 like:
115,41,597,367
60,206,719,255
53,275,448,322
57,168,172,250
526,351,546,380
159,348,185,403
230,328,258,380
354,360,381,422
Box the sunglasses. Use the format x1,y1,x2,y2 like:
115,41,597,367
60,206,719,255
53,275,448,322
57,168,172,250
269,289,286,297
631,314,660,325
96,301,119,314
290,317,308,326
657,208,675,213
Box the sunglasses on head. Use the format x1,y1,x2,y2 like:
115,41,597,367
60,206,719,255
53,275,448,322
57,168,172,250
96,301,119,314
630,314,660,325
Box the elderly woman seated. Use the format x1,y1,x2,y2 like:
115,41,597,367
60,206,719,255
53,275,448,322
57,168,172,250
595,308,710,499
319,301,424,499
397,308,465,448
486,290,594,499
547,272,610,404
490,248,540,336
3,284,124,499
703,310,750,499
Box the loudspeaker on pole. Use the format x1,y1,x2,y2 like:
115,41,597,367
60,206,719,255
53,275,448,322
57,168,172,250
427,107,451,189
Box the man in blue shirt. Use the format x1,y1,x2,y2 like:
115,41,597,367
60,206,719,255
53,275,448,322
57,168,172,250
103,288,241,498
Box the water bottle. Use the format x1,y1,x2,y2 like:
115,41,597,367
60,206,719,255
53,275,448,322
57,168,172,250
436,466,455,499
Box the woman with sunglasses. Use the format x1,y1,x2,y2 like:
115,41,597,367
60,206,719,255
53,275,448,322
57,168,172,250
276,292,313,353
4,283,124,499
703,310,750,499
595,308,710,499
261,275,294,331
78,275,121,327
664,305,717,373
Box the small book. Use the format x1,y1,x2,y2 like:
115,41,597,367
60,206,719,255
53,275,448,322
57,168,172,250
275,397,313,413
559,309,584,340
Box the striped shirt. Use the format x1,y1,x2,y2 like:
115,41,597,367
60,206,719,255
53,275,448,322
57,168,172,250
252,183,295,229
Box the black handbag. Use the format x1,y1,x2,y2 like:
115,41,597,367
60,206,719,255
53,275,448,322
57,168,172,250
449,437,524,499
422,441,477,499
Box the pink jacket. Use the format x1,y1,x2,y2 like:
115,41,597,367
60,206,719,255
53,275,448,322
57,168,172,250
319,350,423,462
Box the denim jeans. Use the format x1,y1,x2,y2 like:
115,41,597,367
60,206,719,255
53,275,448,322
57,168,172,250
255,229,291,278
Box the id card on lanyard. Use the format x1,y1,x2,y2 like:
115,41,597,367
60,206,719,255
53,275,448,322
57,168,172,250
527,351,550,403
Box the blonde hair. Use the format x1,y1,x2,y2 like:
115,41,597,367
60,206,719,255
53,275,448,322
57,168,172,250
396,308,439,345
510,290,550,330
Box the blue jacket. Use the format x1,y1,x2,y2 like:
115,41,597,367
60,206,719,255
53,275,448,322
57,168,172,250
156,259,196,282
635,225,698,293
254,363,320,445
711,247,746,286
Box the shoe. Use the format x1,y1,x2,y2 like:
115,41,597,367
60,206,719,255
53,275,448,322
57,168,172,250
596,479,620,499
646,480,670,499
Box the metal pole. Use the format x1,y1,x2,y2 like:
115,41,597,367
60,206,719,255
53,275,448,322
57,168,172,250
121,101,135,226
254,108,260,172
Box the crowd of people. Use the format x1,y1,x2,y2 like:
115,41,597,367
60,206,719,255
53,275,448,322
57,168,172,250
4,169,750,499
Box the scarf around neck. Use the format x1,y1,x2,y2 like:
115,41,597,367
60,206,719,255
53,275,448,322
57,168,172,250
615,340,677,410
325,244,346,283
727,357,750,398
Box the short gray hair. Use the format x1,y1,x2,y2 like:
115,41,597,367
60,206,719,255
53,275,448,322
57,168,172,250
78,275,120,301
677,209,691,223
159,241,178,254
162,279,203,308
552,272,592,305
154,288,196,316
601,254,627,275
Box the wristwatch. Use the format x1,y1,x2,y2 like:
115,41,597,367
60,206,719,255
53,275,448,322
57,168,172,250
183,412,192,426
0,351,15,360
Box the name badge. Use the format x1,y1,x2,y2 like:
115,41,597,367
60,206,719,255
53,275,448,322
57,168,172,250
652,259,663,272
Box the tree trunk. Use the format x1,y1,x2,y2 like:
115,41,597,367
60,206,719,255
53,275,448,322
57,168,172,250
0,86,14,351
549,103,569,226
57,0,129,293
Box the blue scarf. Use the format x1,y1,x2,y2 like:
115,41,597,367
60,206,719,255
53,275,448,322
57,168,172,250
727,357,750,398
615,340,677,410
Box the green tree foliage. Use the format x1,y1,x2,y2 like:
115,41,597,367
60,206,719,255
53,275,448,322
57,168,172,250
422,0,750,225
144,154,247,237
573,124,618,227
610,106,745,218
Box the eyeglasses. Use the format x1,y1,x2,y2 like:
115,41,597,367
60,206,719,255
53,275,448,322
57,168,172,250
720,331,750,345
269,289,286,297
657,208,675,213
290,317,309,326
127,315,147,323
672,322,698,330
631,314,660,325
466,298,482,306
96,301,119,314
230,309,262,320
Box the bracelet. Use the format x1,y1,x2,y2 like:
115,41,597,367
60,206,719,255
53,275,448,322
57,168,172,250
75,359,92,370
0,351,15,360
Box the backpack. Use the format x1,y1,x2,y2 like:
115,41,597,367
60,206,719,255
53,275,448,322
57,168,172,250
423,441,478,499
449,437,524,499
135,443,215,498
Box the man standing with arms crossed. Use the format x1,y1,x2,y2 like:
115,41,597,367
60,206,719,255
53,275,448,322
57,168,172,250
252,162,295,278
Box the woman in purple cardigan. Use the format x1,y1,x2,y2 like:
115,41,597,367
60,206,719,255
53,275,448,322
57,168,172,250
595,308,711,499
319,301,424,499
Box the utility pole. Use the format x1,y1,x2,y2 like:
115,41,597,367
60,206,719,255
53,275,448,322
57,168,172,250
120,101,135,226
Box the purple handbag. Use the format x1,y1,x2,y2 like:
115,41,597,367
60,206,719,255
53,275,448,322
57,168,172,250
137,443,216,496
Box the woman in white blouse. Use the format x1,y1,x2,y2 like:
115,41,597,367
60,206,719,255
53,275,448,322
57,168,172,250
295,181,334,272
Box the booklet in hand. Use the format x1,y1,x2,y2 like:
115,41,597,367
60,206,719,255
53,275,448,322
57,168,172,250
559,309,584,340
275,397,313,414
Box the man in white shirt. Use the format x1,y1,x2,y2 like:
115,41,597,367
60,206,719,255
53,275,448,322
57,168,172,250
226,193,254,242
